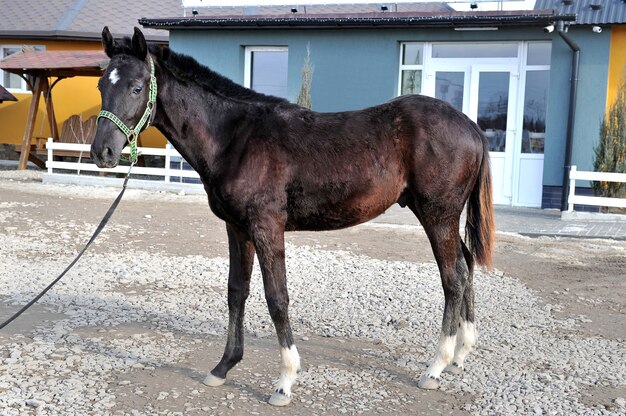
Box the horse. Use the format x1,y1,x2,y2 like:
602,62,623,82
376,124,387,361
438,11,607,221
91,27,495,406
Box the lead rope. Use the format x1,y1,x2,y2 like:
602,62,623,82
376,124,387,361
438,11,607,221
0,162,135,330
1,56,157,330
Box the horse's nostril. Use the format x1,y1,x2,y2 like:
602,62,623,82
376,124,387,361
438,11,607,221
104,146,113,158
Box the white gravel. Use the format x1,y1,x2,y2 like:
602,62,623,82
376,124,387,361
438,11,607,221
0,179,625,415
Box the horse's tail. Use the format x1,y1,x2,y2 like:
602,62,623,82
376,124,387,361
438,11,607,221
465,135,495,269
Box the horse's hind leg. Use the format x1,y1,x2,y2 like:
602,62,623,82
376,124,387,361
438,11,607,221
445,240,477,376
413,213,469,390
205,223,255,386
250,215,300,407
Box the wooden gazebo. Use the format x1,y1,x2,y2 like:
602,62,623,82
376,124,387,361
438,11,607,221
0,50,108,169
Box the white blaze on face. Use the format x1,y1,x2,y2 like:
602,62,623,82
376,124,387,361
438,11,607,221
109,68,120,85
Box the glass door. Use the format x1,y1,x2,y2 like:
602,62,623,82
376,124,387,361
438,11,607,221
513,70,550,207
419,42,549,207
468,65,519,206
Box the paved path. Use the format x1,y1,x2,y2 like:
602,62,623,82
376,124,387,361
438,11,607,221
1,161,623,240
373,205,626,240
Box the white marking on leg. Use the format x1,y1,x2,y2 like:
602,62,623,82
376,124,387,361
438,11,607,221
427,334,456,379
269,345,300,405
274,344,300,397
452,321,477,369
109,68,119,85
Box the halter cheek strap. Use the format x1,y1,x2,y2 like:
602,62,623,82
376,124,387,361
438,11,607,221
97,56,157,164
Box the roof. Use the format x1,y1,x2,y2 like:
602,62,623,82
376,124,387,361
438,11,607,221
0,0,181,42
180,2,455,16
0,50,108,77
534,0,626,25
0,85,17,102
140,9,575,30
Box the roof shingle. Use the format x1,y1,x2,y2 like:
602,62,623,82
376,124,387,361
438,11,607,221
534,0,626,25
0,0,180,41
0,50,107,77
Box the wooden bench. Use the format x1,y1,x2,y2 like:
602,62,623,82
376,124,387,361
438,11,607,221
14,114,97,168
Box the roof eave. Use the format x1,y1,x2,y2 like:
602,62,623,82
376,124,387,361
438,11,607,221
139,12,576,31
0,30,168,43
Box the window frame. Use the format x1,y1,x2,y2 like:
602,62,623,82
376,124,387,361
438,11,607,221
518,41,552,155
0,45,45,94
243,46,289,94
397,42,427,96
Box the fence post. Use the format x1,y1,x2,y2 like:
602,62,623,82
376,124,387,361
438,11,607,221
164,142,172,183
567,165,576,212
47,137,53,174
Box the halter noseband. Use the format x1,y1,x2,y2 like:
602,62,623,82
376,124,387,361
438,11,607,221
97,56,157,164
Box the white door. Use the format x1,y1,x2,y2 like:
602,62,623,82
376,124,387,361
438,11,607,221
421,45,547,207
468,65,519,206
427,65,519,205
512,69,549,207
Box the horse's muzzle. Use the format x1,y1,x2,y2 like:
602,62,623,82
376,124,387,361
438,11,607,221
90,144,119,169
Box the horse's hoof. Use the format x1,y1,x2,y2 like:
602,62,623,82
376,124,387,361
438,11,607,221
445,363,464,375
269,391,292,407
203,372,226,387
418,375,440,390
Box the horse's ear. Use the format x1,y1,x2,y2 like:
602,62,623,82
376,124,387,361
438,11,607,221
102,26,115,58
132,27,148,61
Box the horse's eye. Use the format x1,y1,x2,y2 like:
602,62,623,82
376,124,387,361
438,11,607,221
133,86,143,95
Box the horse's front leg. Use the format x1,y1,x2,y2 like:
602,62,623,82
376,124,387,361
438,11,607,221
204,223,255,386
250,215,300,407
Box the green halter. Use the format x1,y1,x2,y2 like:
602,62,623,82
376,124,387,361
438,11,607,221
97,56,157,164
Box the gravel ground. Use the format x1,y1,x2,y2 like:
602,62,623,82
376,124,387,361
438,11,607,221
0,171,625,415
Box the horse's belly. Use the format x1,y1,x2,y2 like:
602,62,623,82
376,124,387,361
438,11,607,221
286,185,402,231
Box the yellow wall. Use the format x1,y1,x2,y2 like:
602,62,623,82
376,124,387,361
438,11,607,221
607,26,626,110
0,39,165,148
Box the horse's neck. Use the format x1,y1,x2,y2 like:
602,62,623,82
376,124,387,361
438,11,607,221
152,66,236,176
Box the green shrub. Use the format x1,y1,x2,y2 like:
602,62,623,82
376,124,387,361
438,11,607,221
296,44,313,109
593,73,626,200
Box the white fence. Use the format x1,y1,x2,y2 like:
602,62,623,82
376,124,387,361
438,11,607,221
567,165,626,212
45,138,201,184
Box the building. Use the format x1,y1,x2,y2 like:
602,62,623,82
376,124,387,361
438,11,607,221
141,2,576,208
534,0,626,208
0,0,179,150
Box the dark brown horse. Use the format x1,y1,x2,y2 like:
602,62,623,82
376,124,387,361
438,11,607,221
91,27,495,406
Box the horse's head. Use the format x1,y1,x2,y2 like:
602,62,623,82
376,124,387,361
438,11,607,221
91,26,155,168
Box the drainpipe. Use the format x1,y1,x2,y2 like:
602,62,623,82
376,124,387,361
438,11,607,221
557,21,580,211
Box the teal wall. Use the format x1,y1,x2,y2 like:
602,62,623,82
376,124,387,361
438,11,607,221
171,29,402,111
169,26,611,187
170,28,555,111
543,27,610,186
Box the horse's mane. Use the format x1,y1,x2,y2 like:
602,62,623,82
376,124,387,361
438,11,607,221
110,37,289,105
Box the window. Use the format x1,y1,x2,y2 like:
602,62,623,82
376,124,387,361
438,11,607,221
1,45,45,93
435,72,464,112
527,42,551,66
398,43,424,95
244,46,288,99
521,42,552,154
432,43,518,59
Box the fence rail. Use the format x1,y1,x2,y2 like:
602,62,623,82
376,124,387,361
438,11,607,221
45,138,201,183
567,165,626,211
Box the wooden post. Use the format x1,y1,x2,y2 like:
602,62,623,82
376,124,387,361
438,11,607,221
17,76,43,170
42,78,59,142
